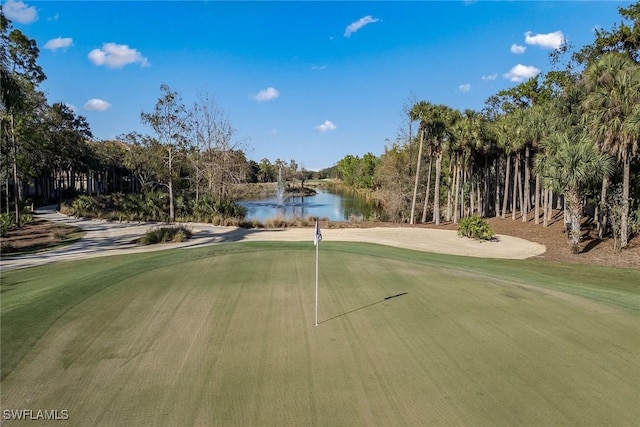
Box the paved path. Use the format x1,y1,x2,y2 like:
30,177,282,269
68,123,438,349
0,206,546,271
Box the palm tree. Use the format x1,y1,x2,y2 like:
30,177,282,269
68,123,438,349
521,105,548,224
494,114,514,219
582,52,640,248
407,103,454,225
536,132,614,254
507,109,527,221
433,105,458,225
408,101,430,224
450,110,484,222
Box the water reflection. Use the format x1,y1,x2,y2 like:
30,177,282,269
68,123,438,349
238,187,380,222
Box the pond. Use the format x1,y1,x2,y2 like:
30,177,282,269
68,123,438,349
238,187,381,223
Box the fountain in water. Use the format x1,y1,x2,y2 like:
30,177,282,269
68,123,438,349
276,167,286,207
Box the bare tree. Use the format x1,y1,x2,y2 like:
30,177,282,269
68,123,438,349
192,89,247,200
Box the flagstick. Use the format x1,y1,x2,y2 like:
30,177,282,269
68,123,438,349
315,226,319,327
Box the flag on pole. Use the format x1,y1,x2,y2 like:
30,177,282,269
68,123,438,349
314,217,321,326
314,218,322,246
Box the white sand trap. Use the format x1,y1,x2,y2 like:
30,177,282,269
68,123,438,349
233,227,545,260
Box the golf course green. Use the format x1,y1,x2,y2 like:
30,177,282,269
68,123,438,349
1,241,639,426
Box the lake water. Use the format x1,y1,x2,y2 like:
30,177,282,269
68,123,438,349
238,187,380,222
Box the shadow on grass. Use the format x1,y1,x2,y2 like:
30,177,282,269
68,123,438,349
174,227,291,248
319,292,408,324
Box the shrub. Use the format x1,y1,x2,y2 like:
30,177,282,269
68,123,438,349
0,213,12,237
50,227,68,240
0,212,33,237
71,195,98,217
140,226,192,245
20,213,33,225
457,216,496,241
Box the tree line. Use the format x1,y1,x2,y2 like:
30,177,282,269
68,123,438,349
1,10,312,225
2,3,639,252
328,3,639,251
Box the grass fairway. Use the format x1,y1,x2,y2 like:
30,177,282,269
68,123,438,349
1,242,639,426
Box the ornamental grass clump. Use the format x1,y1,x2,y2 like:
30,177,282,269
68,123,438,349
457,216,496,241
141,226,192,245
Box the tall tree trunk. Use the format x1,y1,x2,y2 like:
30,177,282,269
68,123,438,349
534,174,541,225
547,189,554,222
566,187,582,254
501,154,511,218
433,151,442,225
483,156,489,217
598,174,609,239
477,180,482,216
512,152,519,220
621,156,630,248
543,188,549,227
168,146,175,221
523,146,530,222
5,177,10,215
409,129,424,224
461,167,467,218
469,165,472,216
421,156,433,223
494,158,500,218
453,157,460,224
10,112,21,227
446,154,454,222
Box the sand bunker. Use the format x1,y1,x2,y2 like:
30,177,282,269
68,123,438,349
1,207,546,272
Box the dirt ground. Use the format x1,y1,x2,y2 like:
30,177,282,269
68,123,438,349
1,210,638,269
0,220,82,255
319,208,639,269
428,210,640,269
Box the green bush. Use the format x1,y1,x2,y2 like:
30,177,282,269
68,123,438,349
71,195,98,217
457,216,496,241
0,212,34,237
0,213,12,237
140,226,192,245
63,193,245,223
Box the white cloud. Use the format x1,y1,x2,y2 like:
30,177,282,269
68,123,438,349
88,43,150,68
252,87,279,102
524,31,565,49
311,65,327,71
84,99,111,111
503,64,541,82
482,73,498,81
44,37,73,51
344,15,379,38
511,44,526,54
458,84,471,93
2,0,38,24
316,120,336,132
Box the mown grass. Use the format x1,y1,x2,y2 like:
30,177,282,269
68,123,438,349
1,242,639,426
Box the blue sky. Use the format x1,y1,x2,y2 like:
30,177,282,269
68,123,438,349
2,1,632,170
